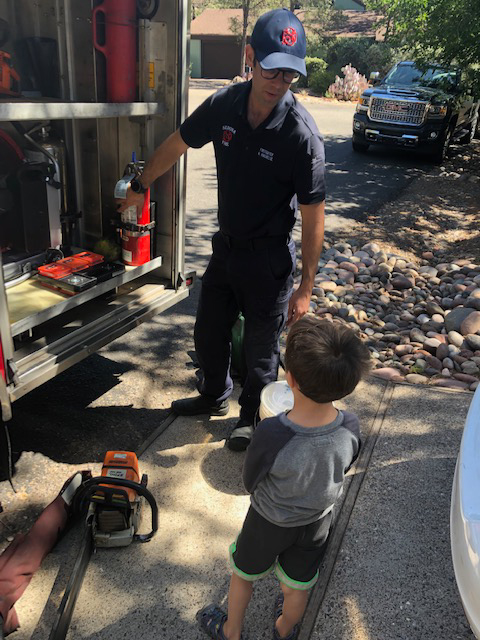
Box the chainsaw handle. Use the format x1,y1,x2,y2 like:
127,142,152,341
75,477,158,542
133,482,158,543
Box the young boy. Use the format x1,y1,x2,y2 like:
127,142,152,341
197,315,371,640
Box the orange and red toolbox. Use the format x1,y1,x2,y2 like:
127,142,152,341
37,251,124,294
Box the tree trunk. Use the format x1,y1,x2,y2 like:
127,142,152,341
240,0,250,76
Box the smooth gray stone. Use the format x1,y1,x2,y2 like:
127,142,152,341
444,307,475,333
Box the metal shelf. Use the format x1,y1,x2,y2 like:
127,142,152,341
7,256,163,337
0,101,165,121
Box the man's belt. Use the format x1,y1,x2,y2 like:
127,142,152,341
220,232,291,251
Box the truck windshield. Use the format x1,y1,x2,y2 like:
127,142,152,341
384,65,458,90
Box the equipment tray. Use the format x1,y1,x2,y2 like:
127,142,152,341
6,256,163,337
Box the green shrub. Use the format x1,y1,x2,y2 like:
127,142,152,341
309,68,336,96
298,57,327,88
325,38,394,79
306,34,329,61
298,41,396,94
325,38,372,76
364,43,395,77
306,56,328,76
410,364,425,375
297,76,308,89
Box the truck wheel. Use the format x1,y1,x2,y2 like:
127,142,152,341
352,140,369,153
431,129,452,164
473,108,480,140
459,109,478,144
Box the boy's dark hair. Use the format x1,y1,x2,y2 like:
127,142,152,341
285,315,371,403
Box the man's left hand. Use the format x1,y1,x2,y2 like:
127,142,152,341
287,286,311,327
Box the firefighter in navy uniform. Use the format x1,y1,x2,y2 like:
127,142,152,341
120,9,326,451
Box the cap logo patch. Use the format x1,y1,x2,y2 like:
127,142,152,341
281,27,297,47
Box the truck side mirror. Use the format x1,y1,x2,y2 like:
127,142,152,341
369,71,380,85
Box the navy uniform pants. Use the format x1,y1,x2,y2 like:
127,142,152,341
194,231,295,424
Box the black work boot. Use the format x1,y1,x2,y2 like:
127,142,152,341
227,419,254,452
171,395,229,416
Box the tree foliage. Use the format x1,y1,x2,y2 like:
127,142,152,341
366,0,480,69
295,0,348,38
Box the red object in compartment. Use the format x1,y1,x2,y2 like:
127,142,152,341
0,337,5,382
121,229,150,266
38,251,104,279
0,51,20,98
137,188,151,225
37,262,73,279
37,280,76,296
92,0,136,103
121,190,151,266
73,251,104,267
55,256,91,271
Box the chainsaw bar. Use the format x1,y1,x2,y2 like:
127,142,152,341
48,517,94,640
47,472,158,639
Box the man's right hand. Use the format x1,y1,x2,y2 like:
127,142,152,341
116,184,145,213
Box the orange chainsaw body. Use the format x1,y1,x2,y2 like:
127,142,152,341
99,450,140,503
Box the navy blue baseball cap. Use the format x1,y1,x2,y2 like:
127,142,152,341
251,8,307,77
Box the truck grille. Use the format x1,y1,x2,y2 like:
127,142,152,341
369,97,427,126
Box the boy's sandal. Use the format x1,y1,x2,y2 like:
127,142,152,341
273,594,299,640
197,603,228,640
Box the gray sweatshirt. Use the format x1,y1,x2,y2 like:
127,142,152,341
243,410,361,527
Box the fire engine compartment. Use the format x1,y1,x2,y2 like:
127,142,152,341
0,0,189,418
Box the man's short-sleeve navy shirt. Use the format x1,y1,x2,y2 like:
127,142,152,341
179,80,325,240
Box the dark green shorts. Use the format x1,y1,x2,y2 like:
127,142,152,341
229,506,332,590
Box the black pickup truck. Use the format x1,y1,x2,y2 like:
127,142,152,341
352,61,479,162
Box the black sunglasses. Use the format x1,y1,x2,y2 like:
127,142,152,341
260,67,301,84
253,59,300,84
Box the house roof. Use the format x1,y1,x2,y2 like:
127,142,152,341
293,8,381,39
190,7,383,41
191,8,243,37
324,10,383,39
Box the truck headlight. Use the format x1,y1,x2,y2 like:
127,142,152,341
427,104,448,118
356,96,370,112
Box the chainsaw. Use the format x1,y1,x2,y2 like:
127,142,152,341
49,451,158,640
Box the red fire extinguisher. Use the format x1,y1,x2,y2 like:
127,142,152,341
121,192,152,266
114,153,155,266
92,0,136,103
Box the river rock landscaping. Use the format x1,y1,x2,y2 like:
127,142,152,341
297,139,480,392
308,240,480,392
